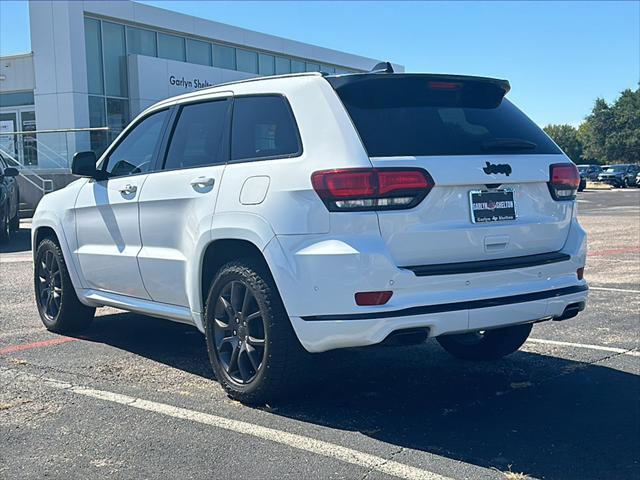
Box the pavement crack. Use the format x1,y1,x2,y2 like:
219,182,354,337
360,445,405,480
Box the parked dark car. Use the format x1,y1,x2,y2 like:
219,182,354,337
577,164,602,181
0,153,20,242
576,164,602,191
597,164,640,188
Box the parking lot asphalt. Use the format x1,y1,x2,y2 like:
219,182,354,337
1,189,638,480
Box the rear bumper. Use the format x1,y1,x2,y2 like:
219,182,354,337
291,285,588,352
264,218,588,352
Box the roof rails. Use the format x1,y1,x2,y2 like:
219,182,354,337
370,61,394,73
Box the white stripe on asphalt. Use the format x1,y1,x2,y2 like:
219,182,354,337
589,286,640,294
527,338,640,357
0,254,32,263
0,367,457,480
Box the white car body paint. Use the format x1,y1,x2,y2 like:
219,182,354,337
32,72,588,352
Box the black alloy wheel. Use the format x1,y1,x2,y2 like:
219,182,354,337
36,248,63,321
212,280,266,384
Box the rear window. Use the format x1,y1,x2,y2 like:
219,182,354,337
328,75,561,157
231,95,301,162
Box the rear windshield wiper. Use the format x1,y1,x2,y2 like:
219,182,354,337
482,138,537,152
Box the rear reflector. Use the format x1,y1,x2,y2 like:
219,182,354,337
311,168,433,212
548,163,580,201
355,291,393,306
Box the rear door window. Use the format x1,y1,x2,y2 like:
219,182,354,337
328,75,561,157
164,98,231,170
231,95,301,162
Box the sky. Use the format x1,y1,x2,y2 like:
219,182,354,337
0,1,638,127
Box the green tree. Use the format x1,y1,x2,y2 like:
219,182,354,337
543,124,583,163
580,87,639,164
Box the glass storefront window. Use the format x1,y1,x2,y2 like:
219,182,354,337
0,91,35,108
258,53,275,76
102,22,128,97
321,65,336,74
213,43,236,70
290,59,305,73
275,57,290,75
88,95,108,155
305,62,320,72
88,96,106,127
20,111,37,166
127,27,157,57
186,39,212,66
84,18,104,95
236,49,258,74
158,33,186,61
106,98,130,142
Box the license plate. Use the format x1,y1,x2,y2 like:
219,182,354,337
469,189,516,223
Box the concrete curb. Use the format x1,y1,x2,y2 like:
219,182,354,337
586,182,613,190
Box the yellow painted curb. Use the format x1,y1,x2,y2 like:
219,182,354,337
586,182,613,190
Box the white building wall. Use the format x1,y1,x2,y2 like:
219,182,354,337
0,54,35,92
128,55,255,116
29,1,91,166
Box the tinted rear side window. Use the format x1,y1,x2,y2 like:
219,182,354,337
231,95,301,161
329,75,560,157
164,99,231,170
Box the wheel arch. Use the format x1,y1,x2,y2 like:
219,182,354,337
200,239,272,307
32,219,87,298
188,213,279,330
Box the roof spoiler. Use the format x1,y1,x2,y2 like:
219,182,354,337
370,61,394,73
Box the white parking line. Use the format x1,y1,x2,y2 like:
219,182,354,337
589,286,640,294
0,253,32,263
527,338,640,357
0,367,458,480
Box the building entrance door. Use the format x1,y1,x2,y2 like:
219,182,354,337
0,112,18,161
0,109,37,166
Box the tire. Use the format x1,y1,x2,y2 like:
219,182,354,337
0,205,10,243
34,237,95,333
204,259,306,404
437,323,533,361
9,210,19,232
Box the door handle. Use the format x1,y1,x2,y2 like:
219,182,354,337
119,184,137,195
190,176,215,189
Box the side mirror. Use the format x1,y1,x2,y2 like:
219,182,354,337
72,151,99,178
3,167,19,177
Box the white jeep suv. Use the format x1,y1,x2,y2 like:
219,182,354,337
32,70,588,403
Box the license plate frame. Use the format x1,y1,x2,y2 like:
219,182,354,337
469,188,517,224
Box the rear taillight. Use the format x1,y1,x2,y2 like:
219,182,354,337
548,163,580,201
311,168,433,212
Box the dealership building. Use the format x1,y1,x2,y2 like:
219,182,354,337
0,0,400,207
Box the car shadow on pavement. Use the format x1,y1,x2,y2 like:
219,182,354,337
80,311,639,480
79,311,214,380
0,225,32,254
